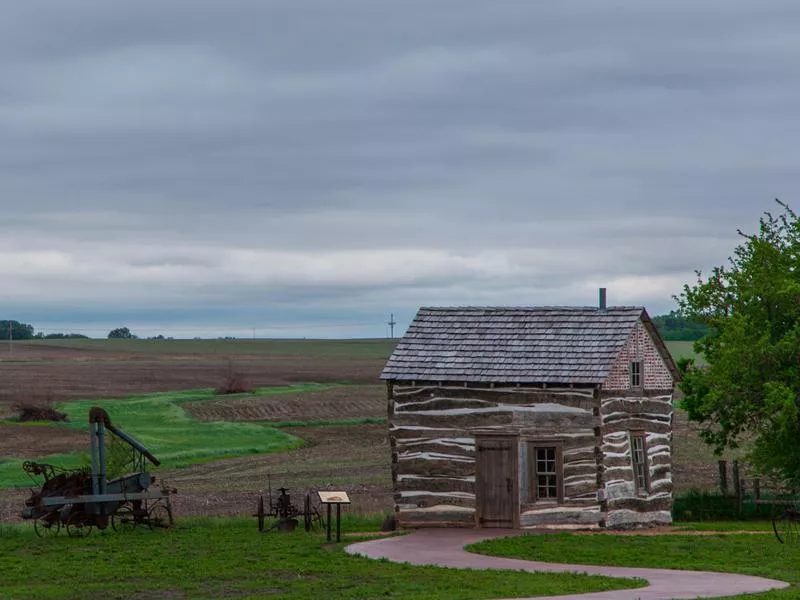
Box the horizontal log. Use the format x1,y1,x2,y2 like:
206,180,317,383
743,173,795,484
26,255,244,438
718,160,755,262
602,420,670,436
397,506,475,527
397,458,475,478
394,385,595,403
602,412,671,426
603,456,634,470
395,397,496,412
395,493,475,509
650,479,673,494
513,412,596,429
605,509,672,530
604,480,636,500
563,447,597,462
601,399,672,417
563,482,598,499
606,496,672,512
392,412,514,429
564,463,598,479
396,442,474,458
390,426,470,440
520,508,602,527
649,464,670,480
649,453,671,467
395,477,475,494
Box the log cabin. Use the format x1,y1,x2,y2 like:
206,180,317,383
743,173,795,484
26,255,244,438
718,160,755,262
381,291,678,530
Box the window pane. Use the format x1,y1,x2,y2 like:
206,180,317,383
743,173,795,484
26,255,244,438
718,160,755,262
534,446,559,500
630,435,648,492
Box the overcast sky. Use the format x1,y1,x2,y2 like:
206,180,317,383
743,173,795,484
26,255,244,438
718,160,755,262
0,1,796,338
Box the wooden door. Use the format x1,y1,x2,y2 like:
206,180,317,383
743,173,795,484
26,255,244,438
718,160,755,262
475,436,519,528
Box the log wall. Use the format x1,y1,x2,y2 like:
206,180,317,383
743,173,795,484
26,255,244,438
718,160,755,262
389,383,602,528
600,389,674,529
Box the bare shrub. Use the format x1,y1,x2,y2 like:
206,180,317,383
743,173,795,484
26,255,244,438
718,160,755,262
215,361,254,395
12,393,68,422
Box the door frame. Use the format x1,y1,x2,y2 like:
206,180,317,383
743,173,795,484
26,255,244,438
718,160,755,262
474,433,520,529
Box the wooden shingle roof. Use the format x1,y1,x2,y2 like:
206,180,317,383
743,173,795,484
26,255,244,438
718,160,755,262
381,306,673,384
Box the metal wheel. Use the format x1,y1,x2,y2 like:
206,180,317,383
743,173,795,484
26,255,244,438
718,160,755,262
147,504,173,529
111,508,139,533
34,515,60,538
773,509,800,544
304,494,313,532
66,512,92,538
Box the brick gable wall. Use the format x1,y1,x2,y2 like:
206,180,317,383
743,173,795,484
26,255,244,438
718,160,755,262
603,320,673,390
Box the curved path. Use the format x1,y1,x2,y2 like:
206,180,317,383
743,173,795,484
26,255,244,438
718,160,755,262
346,529,789,599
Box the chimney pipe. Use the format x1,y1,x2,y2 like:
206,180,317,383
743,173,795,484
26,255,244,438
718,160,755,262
599,288,607,311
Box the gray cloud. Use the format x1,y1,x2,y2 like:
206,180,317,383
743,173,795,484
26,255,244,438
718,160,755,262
0,1,797,336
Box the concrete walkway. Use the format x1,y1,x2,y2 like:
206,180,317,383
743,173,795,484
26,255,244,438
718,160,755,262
345,529,789,599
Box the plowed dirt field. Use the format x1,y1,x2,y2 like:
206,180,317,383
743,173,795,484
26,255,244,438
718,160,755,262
0,339,724,526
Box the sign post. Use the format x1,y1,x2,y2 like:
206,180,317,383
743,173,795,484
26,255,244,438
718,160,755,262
317,491,351,543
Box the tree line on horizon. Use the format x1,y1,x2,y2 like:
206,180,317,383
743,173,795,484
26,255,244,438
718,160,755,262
0,312,709,342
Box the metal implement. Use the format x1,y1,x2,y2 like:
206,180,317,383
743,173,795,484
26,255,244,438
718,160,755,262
255,475,325,533
21,407,175,537
773,505,800,544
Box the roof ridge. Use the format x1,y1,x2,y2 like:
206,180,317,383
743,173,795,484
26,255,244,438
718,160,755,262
418,305,644,311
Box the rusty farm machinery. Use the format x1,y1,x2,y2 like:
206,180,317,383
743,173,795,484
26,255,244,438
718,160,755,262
21,407,175,538
255,475,326,533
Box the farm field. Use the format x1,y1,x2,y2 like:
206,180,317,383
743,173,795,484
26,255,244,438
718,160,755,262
0,337,722,525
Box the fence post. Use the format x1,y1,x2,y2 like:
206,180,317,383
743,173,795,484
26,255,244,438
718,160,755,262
718,460,728,496
732,460,741,517
754,478,760,502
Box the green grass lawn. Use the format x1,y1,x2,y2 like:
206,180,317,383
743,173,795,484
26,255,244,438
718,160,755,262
0,518,643,600
468,531,797,599
0,385,364,488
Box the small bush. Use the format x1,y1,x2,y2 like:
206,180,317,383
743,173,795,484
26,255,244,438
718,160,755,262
13,394,67,422
215,361,253,395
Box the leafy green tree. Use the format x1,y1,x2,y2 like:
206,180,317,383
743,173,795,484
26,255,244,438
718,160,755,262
651,311,710,341
107,327,137,339
0,320,35,340
677,200,800,487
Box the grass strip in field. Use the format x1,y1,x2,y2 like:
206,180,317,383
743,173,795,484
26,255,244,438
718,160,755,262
468,530,798,598
0,517,642,600
0,383,388,488
0,386,341,488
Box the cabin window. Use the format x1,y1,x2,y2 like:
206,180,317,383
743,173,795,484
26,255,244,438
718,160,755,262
630,433,650,493
528,443,563,502
630,360,642,388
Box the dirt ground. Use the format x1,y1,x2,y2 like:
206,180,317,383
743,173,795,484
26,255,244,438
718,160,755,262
0,341,726,524
185,384,386,422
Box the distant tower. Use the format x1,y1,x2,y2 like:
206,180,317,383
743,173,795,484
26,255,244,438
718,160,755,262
387,313,396,339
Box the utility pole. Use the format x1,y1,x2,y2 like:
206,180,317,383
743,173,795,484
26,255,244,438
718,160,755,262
8,322,12,355
387,313,396,339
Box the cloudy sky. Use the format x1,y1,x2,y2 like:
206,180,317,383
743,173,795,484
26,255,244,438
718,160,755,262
0,1,796,338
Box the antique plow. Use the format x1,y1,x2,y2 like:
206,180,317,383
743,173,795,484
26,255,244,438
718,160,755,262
21,407,176,538
255,476,325,533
